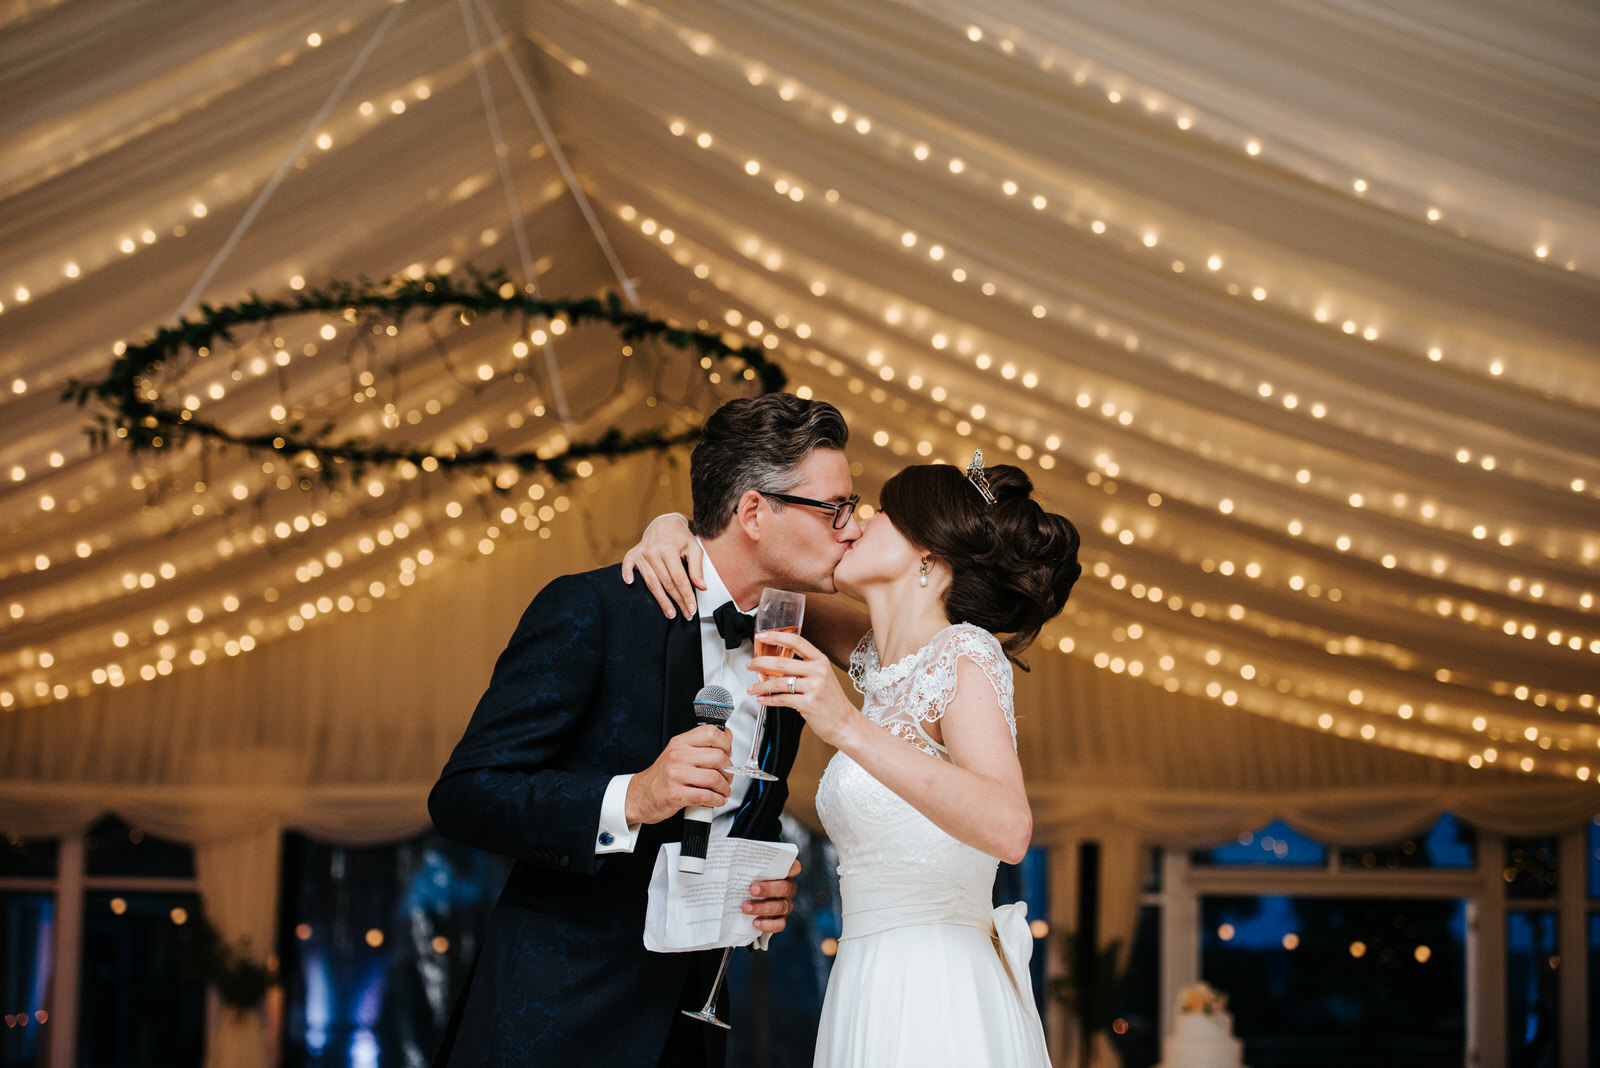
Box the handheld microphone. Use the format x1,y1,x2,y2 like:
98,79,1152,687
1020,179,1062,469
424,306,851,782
679,684,734,874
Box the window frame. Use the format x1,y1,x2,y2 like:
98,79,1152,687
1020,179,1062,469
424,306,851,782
0,828,202,1068
1148,823,1594,1068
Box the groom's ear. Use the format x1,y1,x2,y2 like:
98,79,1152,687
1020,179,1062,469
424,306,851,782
733,490,765,540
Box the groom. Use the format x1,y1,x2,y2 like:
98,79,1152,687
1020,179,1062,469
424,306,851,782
428,393,860,1066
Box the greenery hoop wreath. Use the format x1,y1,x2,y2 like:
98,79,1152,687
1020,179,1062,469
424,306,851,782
63,270,786,484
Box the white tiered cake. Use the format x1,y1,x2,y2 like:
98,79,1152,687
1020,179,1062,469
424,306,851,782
1158,983,1245,1068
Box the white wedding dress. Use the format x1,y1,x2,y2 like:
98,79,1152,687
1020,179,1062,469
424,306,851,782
812,624,1052,1068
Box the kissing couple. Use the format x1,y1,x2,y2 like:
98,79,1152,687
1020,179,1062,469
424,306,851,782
431,392,1079,1067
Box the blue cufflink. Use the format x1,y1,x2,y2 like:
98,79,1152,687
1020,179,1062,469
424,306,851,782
598,832,614,846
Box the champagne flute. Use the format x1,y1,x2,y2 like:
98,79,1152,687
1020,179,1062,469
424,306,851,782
681,946,734,1029
727,587,804,780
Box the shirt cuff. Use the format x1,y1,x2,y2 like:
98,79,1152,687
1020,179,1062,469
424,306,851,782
596,774,641,854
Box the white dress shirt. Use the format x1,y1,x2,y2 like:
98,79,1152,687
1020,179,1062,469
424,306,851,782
595,546,762,854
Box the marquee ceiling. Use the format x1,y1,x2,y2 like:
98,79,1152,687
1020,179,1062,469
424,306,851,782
1,0,1597,822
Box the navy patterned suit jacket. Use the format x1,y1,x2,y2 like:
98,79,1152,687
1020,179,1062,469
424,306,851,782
428,565,801,1067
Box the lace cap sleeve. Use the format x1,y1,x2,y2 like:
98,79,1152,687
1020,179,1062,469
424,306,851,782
847,630,879,695
909,624,1017,744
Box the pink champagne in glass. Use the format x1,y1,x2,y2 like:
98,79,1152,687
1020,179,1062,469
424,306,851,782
753,626,801,675
728,588,804,780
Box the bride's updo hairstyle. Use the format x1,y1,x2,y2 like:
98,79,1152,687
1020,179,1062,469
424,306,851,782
879,462,1082,663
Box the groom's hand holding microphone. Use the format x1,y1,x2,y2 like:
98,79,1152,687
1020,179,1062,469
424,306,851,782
623,685,802,934
624,722,733,828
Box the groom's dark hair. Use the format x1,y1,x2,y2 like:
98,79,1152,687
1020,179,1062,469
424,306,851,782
689,393,849,538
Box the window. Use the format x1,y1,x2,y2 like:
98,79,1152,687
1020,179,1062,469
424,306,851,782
1,835,54,1068
1193,820,1325,867
1337,812,1474,871
85,819,194,879
1589,818,1600,906
1588,912,1599,1068
0,818,206,1068
80,817,206,1068
1505,835,1560,1068
80,890,205,1067
1116,813,1592,1068
277,831,508,1067
1200,894,1465,1066
1506,910,1558,1068
1108,905,1161,1066
1589,818,1600,1067
0,836,55,879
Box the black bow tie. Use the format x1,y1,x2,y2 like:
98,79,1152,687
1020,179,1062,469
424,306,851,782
712,600,756,649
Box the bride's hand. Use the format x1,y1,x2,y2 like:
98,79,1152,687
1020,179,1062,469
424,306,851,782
749,630,861,752
620,513,704,619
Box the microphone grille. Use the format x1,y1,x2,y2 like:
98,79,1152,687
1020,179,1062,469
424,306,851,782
692,684,734,725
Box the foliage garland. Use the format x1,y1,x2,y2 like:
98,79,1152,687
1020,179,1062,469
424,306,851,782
62,270,786,483
180,910,279,1010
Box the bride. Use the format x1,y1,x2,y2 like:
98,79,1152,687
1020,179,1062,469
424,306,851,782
626,455,1081,1067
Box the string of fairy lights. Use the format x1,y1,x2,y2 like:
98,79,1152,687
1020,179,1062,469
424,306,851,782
617,204,1600,773
0,7,665,711
2,385,667,716
553,0,1598,776
0,14,399,321
933,4,1589,277
1,0,1596,782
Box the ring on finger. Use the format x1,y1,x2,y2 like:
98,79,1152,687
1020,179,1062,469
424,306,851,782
786,675,797,694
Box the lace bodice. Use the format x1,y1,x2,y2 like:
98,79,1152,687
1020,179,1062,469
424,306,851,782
846,622,1015,756
816,624,1016,896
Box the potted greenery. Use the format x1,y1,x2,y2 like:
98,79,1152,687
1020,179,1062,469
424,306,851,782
1050,930,1127,1068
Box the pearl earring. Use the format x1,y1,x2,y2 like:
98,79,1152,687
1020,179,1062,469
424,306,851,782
919,559,929,587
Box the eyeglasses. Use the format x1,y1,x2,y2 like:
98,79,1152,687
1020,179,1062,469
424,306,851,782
759,491,859,530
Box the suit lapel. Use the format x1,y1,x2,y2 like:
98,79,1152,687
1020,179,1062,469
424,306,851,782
729,707,803,840
661,616,703,747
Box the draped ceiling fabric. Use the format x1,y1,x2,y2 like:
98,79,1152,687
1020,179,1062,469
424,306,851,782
2,0,1599,992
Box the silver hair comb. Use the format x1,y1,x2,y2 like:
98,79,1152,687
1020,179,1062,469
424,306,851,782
965,450,997,505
